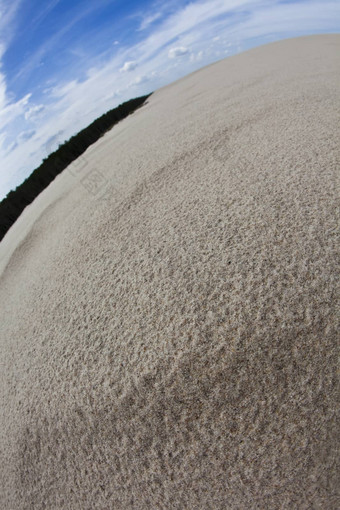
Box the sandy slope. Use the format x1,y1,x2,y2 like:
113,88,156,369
0,35,339,509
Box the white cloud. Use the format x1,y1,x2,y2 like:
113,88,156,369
103,90,121,101
131,75,149,85
24,104,45,121
120,61,138,72
168,46,189,58
190,50,204,62
0,93,32,128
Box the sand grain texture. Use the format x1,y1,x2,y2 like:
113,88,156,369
0,35,339,509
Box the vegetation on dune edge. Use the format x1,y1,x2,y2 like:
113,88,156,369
0,93,152,242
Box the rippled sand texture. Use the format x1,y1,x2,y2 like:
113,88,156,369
0,35,339,509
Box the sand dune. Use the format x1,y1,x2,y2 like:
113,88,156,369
0,35,339,509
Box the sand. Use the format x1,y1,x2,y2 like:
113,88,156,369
0,34,339,509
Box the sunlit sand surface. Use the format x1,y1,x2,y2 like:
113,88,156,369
0,35,339,509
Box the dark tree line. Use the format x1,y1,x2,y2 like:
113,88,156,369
0,94,151,242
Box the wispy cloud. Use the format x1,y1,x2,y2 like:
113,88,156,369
30,0,62,30
0,0,23,109
138,12,162,31
24,104,45,121
0,0,22,42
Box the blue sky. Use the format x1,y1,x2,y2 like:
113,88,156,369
0,0,339,199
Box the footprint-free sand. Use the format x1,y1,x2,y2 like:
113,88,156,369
0,35,339,509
